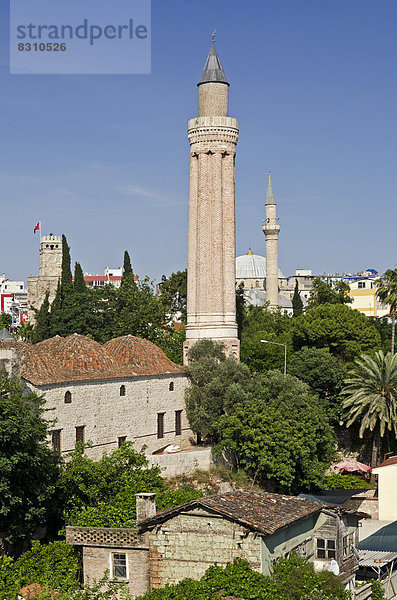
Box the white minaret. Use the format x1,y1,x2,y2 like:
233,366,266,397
184,36,239,363
262,170,280,310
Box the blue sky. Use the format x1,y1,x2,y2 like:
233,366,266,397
1,0,396,283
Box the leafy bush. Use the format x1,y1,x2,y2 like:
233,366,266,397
371,580,386,599
323,474,372,490
137,555,350,600
57,442,203,528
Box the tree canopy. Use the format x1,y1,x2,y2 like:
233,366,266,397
56,442,202,529
217,371,335,493
0,372,59,549
307,277,352,308
292,303,381,362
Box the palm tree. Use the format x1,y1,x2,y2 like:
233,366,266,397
342,350,397,468
376,269,397,357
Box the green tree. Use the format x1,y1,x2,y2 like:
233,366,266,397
0,312,12,329
292,280,303,317
240,305,292,373
14,321,34,342
122,250,134,281
376,268,397,356
61,234,73,294
292,303,381,362
13,540,79,592
0,372,59,549
288,347,346,419
57,442,202,529
185,340,256,443
158,270,187,323
32,292,51,343
307,277,353,308
216,371,335,492
342,350,397,468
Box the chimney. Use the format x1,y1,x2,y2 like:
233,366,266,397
136,493,156,525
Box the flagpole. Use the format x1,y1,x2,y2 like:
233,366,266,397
39,221,41,247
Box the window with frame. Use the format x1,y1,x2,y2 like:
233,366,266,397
316,538,336,559
75,425,85,445
52,429,61,453
64,390,72,404
157,412,165,438
358,281,366,289
175,410,182,436
112,553,127,579
343,533,354,557
169,381,174,391
119,385,126,397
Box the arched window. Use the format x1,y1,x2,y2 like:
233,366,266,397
64,390,72,404
255,280,259,288
169,382,174,391
120,385,126,397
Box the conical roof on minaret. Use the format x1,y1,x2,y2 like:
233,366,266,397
198,38,229,86
265,170,276,205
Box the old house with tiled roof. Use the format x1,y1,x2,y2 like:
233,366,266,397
0,333,193,459
66,490,363,598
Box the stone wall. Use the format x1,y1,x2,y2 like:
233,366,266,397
148,508,261,588
26,372,192,459
147,447,213,476
66,527,150,598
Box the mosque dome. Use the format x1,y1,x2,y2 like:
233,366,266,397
236,252,285,279
243,289,292,310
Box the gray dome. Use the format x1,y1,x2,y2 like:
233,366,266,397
244,289,292,309
236,253,285,279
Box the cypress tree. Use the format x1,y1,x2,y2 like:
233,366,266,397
50,281,62,336
292,280,304,317
32,292,51,343
61,234,73,294
121,250,135,288
73,262,86,293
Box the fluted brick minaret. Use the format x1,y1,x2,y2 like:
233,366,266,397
183,38,239,363
262,170,280,310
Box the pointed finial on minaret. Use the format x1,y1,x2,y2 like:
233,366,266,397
265,169,276,205
212,30,216,45
247,245,253,255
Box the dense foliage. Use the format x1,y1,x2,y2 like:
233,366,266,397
216,371,335,493
375,268,397,356
343,350,397,467
240,305,292,373
322,474,372,490
292,303,381,362
307,278,352,308
186,341,335,493
137,555,350,600
57,442,202,529
0,311,12,329
0,372,59,549
288,347,346,420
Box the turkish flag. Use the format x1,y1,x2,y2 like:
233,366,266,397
34,222,40,233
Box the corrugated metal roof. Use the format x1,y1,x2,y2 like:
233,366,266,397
359,550,397,567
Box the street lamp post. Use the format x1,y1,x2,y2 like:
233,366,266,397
261,339,287,376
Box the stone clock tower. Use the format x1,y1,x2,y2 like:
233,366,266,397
184,38,239,362
27,234,62,322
